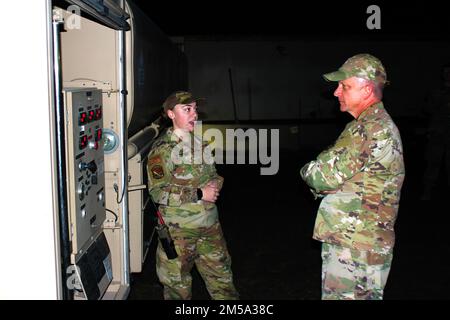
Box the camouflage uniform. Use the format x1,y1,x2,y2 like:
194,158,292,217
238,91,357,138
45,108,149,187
320,243,393,300
300,54,405,300
147,127,239,300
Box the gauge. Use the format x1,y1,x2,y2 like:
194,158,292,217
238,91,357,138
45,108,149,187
103,128,119,154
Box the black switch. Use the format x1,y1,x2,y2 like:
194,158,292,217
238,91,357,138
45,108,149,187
91,174,98,185
81,160,97,174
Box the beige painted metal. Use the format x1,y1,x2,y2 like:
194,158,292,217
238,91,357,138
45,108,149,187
58,6,135,298
60,8,134,127
128,153,146,273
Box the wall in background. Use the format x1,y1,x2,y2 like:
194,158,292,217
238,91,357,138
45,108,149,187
184,39,450,121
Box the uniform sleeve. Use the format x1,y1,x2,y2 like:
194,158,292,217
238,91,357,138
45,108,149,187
200,161,221,187
300,125,368,192
147,146,204,207
197,140,221,188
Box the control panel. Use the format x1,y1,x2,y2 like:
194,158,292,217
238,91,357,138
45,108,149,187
63,88,106,256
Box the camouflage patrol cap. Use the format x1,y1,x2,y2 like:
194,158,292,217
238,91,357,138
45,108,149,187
323,53,388,84
162,91,204,113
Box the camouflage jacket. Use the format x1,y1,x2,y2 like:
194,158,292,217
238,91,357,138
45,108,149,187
300,102,405,253
147,127,222,229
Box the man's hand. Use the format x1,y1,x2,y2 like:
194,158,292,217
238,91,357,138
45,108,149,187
201,181,220,203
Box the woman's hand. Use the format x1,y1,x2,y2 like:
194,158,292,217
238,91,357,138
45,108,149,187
201,181,220,202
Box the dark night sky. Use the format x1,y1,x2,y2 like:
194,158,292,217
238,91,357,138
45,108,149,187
131,0,450,39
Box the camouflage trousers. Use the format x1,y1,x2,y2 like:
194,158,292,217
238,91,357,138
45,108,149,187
321,243,393,300
156,221,239,300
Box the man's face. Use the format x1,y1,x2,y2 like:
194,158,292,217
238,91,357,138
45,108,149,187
167,102,198,132
333,77,366,116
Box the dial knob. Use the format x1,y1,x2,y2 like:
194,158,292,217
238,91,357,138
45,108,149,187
79,161,97,173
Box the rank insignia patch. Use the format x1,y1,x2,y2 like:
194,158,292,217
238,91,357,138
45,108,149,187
147,155,168,186
151,165,164,179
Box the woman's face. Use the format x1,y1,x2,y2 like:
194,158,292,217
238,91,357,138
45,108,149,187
167,102,198,132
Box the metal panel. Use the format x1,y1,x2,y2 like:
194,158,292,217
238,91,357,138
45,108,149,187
63,88,106,256
126,1,188,136
65,0,130,30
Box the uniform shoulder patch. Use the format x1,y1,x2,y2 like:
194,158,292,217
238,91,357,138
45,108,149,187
148,154,162,166
148,154,168,185
151,164,164,179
